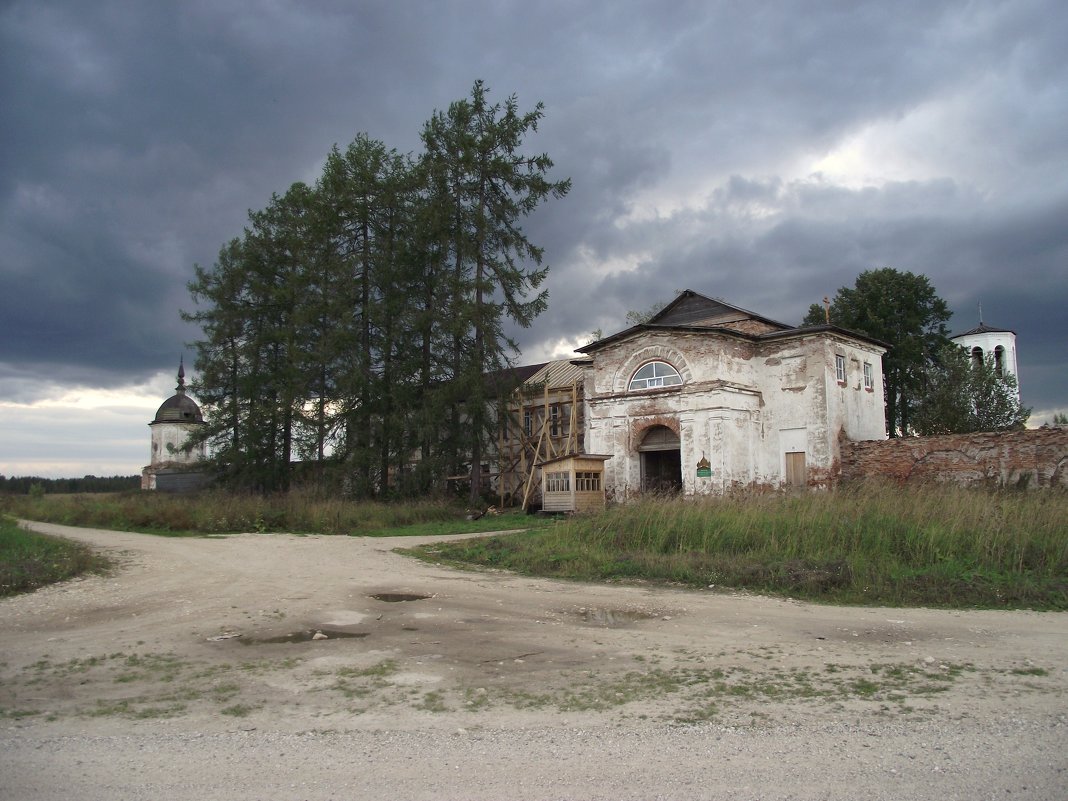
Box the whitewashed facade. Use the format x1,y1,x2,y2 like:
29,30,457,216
141,361,208,491
575,291,887,496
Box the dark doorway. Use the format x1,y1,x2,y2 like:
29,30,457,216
639,425,682,493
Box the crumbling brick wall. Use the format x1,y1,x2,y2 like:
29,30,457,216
840,427,1068,489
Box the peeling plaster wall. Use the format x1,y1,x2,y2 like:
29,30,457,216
143,421,208,491
583,330,886,495
149,422,205,467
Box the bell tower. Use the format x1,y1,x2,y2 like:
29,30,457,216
950,306,1019,400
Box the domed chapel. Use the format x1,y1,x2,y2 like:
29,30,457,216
140,359,208,491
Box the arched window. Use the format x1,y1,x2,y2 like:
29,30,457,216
994,346,1005,376
970,346,984,369
629,361,682,391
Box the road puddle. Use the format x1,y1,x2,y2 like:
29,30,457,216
577,608,657,626
239,629,369,645
370,593,430,603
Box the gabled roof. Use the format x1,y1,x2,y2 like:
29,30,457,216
648,290,792,331
484,361,549,394
577,289,887,353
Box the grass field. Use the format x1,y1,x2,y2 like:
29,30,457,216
3,483,1066,608
0,518,111,597
0,489,524,537
406,483,1068,609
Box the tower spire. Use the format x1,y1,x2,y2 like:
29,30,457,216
177,357,186,394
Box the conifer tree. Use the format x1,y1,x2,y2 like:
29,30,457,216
186,84,569,498
419,81,570,502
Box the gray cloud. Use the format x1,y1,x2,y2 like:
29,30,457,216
2,0,1066,475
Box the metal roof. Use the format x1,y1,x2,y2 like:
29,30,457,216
521,359,585,389
952,322,1015,337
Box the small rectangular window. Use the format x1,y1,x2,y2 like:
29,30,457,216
575,471,601,491
546,471,570,492
863,362,874,390
550,404,560,437
523,409,532,437
835,354,846,383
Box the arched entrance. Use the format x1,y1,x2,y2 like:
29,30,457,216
638,425,682,493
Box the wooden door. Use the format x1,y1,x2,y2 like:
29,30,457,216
785,452,807,487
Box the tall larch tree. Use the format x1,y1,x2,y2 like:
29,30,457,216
419,80,570,502
318,134,415,496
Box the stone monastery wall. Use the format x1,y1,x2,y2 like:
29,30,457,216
840,427,1068,489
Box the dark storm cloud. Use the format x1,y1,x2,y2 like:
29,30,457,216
1,0,1066,427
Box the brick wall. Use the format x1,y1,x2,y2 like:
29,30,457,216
840,427,1068,489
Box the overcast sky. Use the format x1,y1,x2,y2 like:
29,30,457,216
2,0,1066,478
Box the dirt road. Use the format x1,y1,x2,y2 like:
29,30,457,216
1,521,1066,800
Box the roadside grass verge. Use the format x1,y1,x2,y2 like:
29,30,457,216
406,483,1068,609
0,517,111,596
0,490,535,537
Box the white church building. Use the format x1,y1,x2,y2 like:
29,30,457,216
572,291,888,496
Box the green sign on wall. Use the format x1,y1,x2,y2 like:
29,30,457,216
696,456,712,478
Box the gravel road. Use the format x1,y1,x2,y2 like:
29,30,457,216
1,520,1065,800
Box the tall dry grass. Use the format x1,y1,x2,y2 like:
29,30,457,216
414,483,1068,608
0,490,468,535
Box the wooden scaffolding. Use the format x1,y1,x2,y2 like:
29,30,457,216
494,360,586,510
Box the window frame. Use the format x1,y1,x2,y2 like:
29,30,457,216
545,471,570,493
834,354,846,384
575,471,601,492
862,361,874,391
629,360,683,391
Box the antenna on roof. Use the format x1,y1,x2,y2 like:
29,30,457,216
978,300,983,325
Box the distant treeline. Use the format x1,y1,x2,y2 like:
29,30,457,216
0,475,140,494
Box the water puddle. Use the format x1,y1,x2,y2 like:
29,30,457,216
576,608,657,626
370,593,430,603
239,629,369,645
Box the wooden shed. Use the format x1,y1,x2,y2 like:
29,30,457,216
538,453,612,513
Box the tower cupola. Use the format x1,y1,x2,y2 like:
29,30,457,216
142,359,208,491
